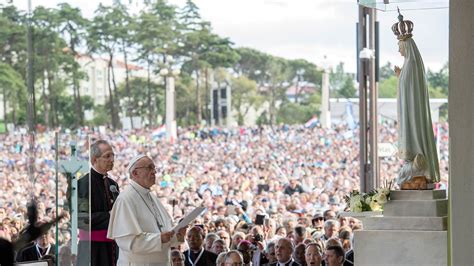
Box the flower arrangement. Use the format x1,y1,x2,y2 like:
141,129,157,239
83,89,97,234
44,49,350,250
344,180,393,212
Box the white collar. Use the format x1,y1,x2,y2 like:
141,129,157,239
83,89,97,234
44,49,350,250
130,179,150,195
91,166,107,178
36,243,51,257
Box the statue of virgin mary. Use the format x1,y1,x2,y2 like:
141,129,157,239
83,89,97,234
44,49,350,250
392,10,440,187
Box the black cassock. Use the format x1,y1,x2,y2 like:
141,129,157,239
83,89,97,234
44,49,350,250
77,168,119,266
16,244,56,262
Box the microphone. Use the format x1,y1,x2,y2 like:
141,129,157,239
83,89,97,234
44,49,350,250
109,185,118,201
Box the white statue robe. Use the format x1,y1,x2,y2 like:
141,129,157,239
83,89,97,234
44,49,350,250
397,38,440,185
107,179,180,266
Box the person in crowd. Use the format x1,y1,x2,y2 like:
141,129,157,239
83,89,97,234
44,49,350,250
231,232,246,249
224,250,244,266
216,251,227,266
184,226,218,266
293,226,306,246
304,243,323,266
338,229,353,266
323,210,336,222
16,231,55,262
321,220,339,241
171,249,186,266
206,233,220,251
324,246,345,266
212,239,229,255
217,230,232,249
270,237,300,266
78,140,119,266
284,178,305,196
338,216,349,228
275,227,287,238
293,243,306,266
237,240,255,266
264,217,277,241
264,241,277,265
107,155,186,265
248,225,268,265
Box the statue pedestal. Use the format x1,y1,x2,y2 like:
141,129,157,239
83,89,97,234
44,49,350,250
354,190,447,266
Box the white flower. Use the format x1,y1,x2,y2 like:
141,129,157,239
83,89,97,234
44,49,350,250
351,200,363,212
370,199,382,211
365,196,372,205
380,188,390,196
376,192,388,204
350,195,362,207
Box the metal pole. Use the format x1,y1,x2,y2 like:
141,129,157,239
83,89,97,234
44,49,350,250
26,0,36,189
358,6,369,193
368,8,379,189
55,132,59,261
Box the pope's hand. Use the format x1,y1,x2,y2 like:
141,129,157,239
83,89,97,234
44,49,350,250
394,66,401,77
161,231,175,243
176,226,188,242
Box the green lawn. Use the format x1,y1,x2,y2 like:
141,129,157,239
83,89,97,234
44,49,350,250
0,122,6,133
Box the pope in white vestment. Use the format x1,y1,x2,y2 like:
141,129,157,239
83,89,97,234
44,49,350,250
107,155,186,266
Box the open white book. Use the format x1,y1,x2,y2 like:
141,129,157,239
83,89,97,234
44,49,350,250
172,207,207,233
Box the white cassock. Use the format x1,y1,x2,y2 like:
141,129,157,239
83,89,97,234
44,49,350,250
107,179,181,266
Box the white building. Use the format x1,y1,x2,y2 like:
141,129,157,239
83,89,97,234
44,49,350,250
75,54,155,106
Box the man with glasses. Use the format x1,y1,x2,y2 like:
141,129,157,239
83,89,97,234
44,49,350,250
311,213,324,232
78,140,119,266
107,154,187,265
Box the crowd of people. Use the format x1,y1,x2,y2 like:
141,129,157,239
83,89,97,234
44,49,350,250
0,121,449,265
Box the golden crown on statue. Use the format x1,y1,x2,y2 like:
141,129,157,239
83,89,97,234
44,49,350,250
391,8,414,41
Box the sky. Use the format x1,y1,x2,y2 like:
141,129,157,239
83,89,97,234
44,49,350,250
11,0,449,73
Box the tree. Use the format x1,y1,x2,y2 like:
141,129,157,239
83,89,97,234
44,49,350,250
230,75,262,125
234,47,270,80
116,77,164,124
135,0,180,126
287,59,323,103
0,62,26,131
338,75,357,98
277,102,314,125
57,3,89,127
88,4,126,129
379,62,395,81
266,58,292,125
32,6,76,129
378,76,398,98
427,62,448,95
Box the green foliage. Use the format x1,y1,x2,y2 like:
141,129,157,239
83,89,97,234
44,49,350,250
378,76,398,98
116,77,164,120
427,63,448,95
330,62,356,98
8,2,448,128
0,62,27,127
230,75,262,125
276,102,315,125
379,62,395,81
338,75,357,99
92,104,110,126
175,73,198,126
